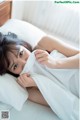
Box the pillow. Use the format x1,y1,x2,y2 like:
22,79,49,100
0,19,46,110
0,101,12,110
0,19,46,48
0,74,28,111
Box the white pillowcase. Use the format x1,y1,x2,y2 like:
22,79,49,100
0,74,28,111
0,19,46,111
0,19,46,48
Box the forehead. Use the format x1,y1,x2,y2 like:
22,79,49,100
7,45,24,60
7,45,19,60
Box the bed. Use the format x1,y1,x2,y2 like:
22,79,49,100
0,1,60,120
0,1,79,120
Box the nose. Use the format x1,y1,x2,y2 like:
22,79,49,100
18,58,26,69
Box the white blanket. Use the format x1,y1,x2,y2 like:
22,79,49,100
21,50,79,120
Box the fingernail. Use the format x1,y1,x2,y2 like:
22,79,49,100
26,73,30,77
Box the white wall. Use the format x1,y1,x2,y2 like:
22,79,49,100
12,1,25,20
12,1,79,45
23,1,79,43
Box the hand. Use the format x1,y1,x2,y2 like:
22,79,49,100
35,49,56,68
17,73,36,88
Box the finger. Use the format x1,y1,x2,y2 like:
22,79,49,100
18,74,28,84
35,49,44,53
39,60,47,65
26,73,30,77
35,49,48,54
35,52,47,59
20,74,28,84
17,77,25,87
20,74,31,87
22,73,30,77
37,57,48,63
35,49,44,55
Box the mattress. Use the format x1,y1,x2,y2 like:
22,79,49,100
0,100,60,120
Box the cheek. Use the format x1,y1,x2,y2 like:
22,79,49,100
9,67,22,75
24,50,30,59
14,67,22,75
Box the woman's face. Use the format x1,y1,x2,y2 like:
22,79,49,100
8,45,31,75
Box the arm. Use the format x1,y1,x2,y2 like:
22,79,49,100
17,74,48,106
35,49,80,69
27,87,48,106
38,36,79,57
35,36,79,68
51,53,80,69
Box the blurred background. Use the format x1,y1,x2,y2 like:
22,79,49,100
11,0,79,47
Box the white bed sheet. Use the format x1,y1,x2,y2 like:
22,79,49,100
0,101,60,120
10,101,60,120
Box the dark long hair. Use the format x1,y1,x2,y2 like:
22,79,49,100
0,32,32,76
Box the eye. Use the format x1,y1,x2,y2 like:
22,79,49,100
19,51,23,57
13,64,18,70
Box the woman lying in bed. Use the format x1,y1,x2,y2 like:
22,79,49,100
0,32,79,106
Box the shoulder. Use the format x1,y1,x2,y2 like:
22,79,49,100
37,35,79,57
38,36,54,45
34,35,56,51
